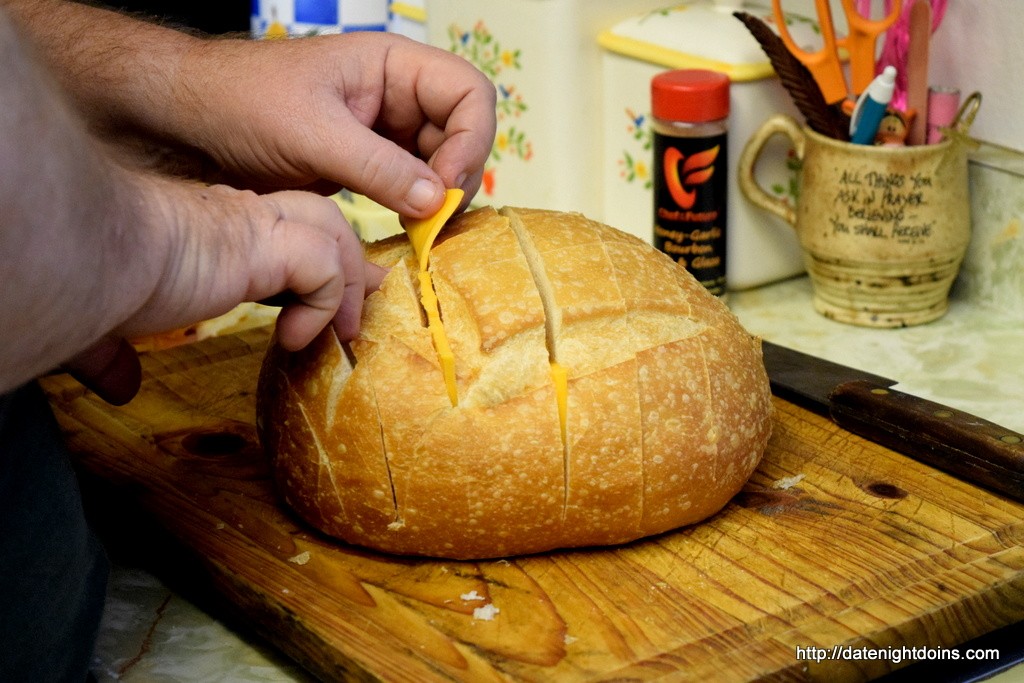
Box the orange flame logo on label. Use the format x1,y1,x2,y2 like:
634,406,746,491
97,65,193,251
663,145,719,210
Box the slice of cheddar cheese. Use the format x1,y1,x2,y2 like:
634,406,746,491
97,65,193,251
405,189,465,272
405,188,464,407
418,271,458,406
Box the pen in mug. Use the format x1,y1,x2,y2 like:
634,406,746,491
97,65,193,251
850,66,897,145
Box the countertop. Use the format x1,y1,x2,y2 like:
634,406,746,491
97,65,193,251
85,276,1023,681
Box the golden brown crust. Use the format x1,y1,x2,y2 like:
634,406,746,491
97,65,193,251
258,207,772,559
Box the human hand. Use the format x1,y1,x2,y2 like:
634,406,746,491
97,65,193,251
64,174,384,404
176,32,496,217
1,2,494,215
0,3,387,405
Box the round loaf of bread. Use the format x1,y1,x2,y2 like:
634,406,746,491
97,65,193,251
257,206,772,559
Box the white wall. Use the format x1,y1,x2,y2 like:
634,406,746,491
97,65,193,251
928,0,1024,150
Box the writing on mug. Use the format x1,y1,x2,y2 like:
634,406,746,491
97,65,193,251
830,167,935,244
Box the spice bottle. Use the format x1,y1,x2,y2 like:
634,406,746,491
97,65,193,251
651,69,730,297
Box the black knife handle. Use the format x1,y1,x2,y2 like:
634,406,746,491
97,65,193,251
828,380,1024,502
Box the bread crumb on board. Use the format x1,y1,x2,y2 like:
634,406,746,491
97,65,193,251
458,589,499,620
472,603,500,621
287,551,311,565
773,473,806,490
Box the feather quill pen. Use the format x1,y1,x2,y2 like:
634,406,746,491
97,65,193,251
734,11,850,141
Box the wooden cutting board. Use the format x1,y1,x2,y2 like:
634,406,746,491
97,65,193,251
39,327,1024,681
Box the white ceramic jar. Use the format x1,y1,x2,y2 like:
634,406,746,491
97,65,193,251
425,0,670,218
600,0,822,289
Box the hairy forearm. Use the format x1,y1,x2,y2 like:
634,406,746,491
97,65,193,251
0,6,165,392
0,3,397,400
0,0,203,146
3,0,496,218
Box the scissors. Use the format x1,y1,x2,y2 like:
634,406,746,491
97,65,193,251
772,0,902,105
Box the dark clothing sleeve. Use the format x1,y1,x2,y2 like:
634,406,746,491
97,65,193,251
0,382,109,682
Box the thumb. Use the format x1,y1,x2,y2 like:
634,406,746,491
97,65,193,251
335,125,445,218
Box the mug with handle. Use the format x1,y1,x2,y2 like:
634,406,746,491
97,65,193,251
738,114,971,328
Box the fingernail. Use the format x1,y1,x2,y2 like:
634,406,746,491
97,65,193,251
407,178,441,213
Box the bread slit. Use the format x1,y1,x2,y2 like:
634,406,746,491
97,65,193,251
360,368,400,525
406,200,456,403
406,260,429,329
697,336,721,485
503,208,571,515
504,212,562,347
417,270,459,407
600,237,646,531
341,340,358,369
635,360,647,527
378,420,402,529
296,398,349,520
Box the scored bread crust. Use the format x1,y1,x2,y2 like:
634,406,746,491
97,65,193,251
257,207,773,559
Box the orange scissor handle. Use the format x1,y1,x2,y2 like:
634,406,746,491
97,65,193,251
772,0,849,105
840,0,903,95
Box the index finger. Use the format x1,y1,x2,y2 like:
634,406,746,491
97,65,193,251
330,216,371,341
259,191,369,348
406,49,497,193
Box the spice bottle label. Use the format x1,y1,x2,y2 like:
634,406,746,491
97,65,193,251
653,131,728,296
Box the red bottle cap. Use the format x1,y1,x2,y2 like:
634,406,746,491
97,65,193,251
651,69,730,123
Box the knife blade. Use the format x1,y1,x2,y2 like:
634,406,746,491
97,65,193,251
761,340,1024,502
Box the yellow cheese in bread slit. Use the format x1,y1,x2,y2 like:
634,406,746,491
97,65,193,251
405,189,464,272
417,270,458,406
405,189,464,407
